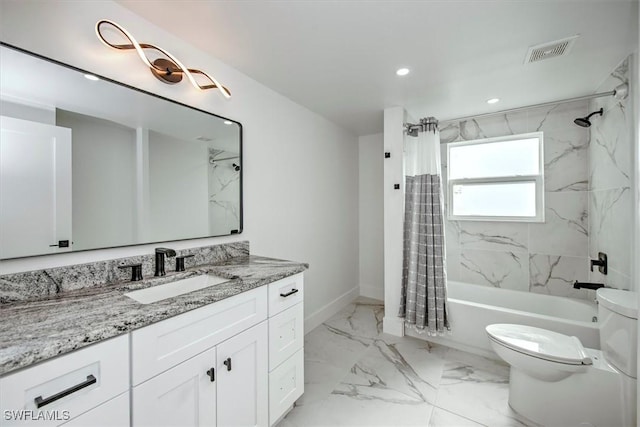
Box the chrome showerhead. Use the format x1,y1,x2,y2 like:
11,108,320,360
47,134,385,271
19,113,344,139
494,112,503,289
574,108,603,128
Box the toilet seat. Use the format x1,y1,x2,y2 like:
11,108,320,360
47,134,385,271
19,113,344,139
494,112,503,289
486,324,592,365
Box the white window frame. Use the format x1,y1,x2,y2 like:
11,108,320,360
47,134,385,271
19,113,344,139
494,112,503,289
446,132,545,222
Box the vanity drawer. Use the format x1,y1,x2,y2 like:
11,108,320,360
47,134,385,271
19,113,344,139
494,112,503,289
268,273,303,316
268,303,304,370
61,392,129,427
268,348,304,426
131,286,267,385
0,335,129,427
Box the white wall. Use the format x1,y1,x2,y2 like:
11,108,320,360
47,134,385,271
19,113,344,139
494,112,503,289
56,110,137,250
0,0,359,332
358,133,383,300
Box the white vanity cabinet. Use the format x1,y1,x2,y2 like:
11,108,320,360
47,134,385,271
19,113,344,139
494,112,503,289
1,272,305,427
131,286,270,427
0,335,129,427
60,393,130,427
266,274,305,426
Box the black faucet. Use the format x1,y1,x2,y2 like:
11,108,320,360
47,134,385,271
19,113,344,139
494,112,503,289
573,280,605,290
155,247,176,276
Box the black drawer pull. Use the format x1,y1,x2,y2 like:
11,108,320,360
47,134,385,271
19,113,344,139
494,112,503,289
280,289,299,298
34,374,97,408
206,367,215,382
223,357,232,371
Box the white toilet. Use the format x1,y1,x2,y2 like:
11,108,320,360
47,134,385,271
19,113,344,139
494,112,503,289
486,288,637,427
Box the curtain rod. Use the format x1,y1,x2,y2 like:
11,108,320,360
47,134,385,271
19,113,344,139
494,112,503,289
440,83,628,124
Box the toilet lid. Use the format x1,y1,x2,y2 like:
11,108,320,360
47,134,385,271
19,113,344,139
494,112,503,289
486,324,592,365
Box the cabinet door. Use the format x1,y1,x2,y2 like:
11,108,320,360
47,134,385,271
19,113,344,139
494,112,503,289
0,116,72,258
132,348,217,427
217,322,268,427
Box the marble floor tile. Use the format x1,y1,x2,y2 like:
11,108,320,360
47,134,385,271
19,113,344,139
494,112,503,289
277,297,533,427
298,358,349,407
435,355,526,427
277,401,333,427
304,323,373,371
331,338,444,406
428,407,485,426
323,298,385,340
317,393,433,426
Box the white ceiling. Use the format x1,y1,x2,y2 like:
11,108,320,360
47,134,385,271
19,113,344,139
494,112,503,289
118,0,639,136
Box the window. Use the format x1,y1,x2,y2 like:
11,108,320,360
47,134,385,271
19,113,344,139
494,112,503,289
447,132,544,222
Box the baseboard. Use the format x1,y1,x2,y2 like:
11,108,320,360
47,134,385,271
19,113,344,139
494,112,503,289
359,283,383,300
304,285,360,334
382,316,404,336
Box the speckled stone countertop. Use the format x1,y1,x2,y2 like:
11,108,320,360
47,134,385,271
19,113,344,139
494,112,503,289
0,255,308,376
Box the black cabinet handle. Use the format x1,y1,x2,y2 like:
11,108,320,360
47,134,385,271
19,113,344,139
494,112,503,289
34,374,97,408
206,367,215,382
280,289,299,298
49,240,70,248
223,357,232,371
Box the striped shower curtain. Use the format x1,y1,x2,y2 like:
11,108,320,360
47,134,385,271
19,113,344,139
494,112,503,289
398,119,450,335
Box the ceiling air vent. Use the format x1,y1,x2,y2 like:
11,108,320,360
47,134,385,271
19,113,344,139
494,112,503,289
524,35,579,64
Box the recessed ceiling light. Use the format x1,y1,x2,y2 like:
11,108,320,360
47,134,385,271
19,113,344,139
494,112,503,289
487,98,500,104
396,68,410,76
223,120,233,125
84,74,99,81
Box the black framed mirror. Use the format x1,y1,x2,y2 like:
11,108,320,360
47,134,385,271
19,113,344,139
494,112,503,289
0,43,242,259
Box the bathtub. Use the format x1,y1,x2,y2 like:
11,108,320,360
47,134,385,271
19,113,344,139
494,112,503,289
405,280,600,359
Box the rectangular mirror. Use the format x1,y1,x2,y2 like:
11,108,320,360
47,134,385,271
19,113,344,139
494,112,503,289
0,44,242,259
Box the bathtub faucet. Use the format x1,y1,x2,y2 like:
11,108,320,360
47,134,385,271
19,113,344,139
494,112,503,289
573,281,605,290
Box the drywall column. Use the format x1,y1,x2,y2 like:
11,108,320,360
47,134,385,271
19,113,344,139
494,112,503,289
358,133,384,300
382,106,405,336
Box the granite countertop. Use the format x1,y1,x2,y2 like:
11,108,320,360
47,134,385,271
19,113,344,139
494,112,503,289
0,255,308,376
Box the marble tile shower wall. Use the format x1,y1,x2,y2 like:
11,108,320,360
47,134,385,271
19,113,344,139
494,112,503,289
588,57,632,290
440,100,593,300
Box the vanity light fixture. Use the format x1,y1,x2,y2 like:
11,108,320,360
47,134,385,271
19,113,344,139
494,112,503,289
95,20,231,99
487,98,500,104
84,74,100,81
396,67,410,76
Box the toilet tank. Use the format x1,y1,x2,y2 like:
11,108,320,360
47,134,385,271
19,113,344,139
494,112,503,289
597,288,638,378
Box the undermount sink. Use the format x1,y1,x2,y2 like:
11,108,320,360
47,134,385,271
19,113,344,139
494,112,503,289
124,274,230,304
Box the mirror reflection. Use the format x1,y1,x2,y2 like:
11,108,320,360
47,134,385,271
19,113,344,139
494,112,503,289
0,45,242,259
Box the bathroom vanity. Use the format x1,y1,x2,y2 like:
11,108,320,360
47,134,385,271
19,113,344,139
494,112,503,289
0,244,307,427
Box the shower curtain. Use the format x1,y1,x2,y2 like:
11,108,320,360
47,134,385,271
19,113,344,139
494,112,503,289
398,119,450,335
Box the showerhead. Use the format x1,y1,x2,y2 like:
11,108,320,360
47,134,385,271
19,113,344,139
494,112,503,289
573,117,591,128
574,108,603,128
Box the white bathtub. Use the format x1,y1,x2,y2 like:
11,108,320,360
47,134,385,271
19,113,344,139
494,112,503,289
405,280,600,359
